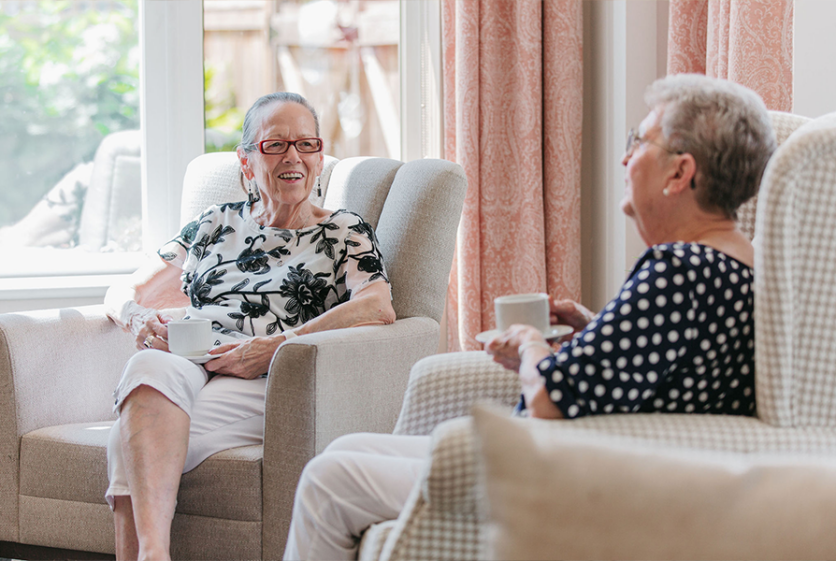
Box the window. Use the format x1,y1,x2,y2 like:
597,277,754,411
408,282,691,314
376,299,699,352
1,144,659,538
0,0,142,279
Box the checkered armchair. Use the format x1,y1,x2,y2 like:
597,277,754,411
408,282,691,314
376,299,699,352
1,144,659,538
358,112,836,561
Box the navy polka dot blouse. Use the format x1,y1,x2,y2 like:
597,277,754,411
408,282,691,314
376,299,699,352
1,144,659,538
538,243,756,419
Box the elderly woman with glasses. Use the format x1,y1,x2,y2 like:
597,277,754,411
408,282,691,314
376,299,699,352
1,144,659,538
280,74,776,561
102,92,395,561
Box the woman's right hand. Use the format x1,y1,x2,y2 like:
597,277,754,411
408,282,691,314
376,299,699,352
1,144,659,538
550,298,595,332
127,305,175,352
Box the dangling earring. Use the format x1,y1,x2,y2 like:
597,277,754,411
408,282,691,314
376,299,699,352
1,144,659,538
247,180,260,205
316,176,322,198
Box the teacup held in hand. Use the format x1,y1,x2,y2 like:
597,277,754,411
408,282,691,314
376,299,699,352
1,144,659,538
475,293,571,344
494,293,550,333
168,319,212,357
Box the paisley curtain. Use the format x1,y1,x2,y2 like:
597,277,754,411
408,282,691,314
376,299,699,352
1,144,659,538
667,0,793,111
442,0,583,351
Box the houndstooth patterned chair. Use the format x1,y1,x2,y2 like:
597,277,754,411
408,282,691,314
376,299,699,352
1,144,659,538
736,111,811,240
358,112,836,561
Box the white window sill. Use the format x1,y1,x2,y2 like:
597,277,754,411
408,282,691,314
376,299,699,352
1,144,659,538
0,249,143,310
0,274,133,301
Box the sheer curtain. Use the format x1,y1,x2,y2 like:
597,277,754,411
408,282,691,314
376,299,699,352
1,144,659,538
442,0,583,351
667,0,793,111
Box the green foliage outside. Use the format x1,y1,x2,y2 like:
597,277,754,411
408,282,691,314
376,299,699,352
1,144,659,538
0,1,246,228
0,0,139,227
205,63,245,153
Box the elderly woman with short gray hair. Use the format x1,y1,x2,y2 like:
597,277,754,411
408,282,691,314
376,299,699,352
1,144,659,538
281,74,777,560
103,92,395,561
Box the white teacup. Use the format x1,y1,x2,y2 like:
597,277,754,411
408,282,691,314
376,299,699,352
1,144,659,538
494,293,550,333
167,319,212,357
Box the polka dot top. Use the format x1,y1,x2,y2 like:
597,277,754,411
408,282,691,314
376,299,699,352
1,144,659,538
539,243,755,419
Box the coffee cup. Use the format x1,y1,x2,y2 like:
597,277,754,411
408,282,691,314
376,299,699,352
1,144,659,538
494,293,550,333
167,319,212,357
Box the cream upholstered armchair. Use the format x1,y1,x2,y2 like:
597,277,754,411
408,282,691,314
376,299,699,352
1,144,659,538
0,154,466,560
357,111,836,561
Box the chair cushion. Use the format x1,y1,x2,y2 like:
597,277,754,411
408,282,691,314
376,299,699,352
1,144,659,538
20,421,262,521
323,156,403,230
374,158,467,322
472,405,836,561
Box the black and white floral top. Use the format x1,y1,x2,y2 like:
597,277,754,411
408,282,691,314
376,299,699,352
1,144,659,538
538,243,755,419
158,203,389,339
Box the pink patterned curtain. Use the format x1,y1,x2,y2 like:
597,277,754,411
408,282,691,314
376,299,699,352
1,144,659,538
443,0,583,351
667,0,793,111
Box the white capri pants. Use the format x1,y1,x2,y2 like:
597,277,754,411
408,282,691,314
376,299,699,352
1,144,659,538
105,349,267,507
283,432,432,561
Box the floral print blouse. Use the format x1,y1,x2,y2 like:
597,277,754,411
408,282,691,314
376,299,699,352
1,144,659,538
158,203,390,339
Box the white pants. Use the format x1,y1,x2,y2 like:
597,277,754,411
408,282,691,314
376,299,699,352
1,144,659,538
105,349,267,507
283,432,432,561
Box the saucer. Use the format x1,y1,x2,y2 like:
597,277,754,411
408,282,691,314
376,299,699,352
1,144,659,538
178,333,242,363
182,353,218,365
475,324,573,344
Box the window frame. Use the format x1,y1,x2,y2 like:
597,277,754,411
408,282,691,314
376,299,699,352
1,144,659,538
400,0,443,162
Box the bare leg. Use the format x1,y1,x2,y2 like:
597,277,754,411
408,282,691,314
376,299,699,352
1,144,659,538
113,495,139,561
119,385,190,561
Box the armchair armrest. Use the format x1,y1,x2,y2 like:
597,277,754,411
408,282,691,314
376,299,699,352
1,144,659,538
378,416,485,561
260,316,440,560
0,304,135,542
393,351,520,436
0,305,135,436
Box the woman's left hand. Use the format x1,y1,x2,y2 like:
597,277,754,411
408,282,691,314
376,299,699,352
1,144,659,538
485,324,547,373
486,324,562,419
202,335,285,379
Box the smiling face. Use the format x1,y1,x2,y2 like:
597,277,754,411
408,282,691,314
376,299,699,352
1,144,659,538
621,108,675,243
239,101,324,208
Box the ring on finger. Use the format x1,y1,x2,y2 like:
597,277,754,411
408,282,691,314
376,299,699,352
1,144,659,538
144,335,155,349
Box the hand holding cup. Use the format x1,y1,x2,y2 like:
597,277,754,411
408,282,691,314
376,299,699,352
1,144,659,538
486,293,552,372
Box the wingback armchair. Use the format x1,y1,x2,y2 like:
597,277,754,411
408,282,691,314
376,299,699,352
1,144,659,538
357,111,836,561
0,154,467,560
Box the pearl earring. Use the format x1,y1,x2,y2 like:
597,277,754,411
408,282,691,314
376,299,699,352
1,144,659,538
662,188,670,196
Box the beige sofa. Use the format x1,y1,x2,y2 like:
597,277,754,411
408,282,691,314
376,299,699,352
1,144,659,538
0,153,467,560
357,111,836,560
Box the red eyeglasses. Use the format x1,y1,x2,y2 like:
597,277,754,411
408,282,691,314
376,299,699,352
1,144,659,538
255,138,323,155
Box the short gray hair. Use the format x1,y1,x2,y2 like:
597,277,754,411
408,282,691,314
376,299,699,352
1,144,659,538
645,74,776,219
239,92,320,153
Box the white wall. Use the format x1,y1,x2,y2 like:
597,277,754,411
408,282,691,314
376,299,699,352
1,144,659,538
581,0,668,313
580,0,836,314
793,0,836,118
